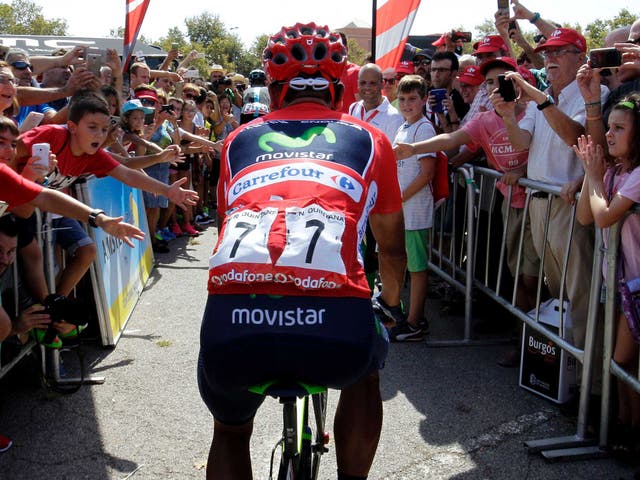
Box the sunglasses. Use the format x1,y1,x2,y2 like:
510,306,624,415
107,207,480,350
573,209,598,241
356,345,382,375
382,78,396,85
139,98,157,106
288,76,331,91
184,92,197,99
413,60,431,66
629,38,640,45
11,61,32,70
0,74,18,86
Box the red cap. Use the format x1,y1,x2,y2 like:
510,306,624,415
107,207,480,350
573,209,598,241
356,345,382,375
473,35,508,54
479,56,518,75
518,66,537,86
396,61,414,75
457,65,484,86
533,28,586,53
134,89,159,102
432,34,447,47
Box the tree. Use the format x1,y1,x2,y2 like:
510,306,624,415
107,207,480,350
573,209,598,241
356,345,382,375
584,9,638,48
0,0,67,35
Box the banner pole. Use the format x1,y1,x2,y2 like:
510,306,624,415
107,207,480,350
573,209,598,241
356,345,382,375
371,0,377,61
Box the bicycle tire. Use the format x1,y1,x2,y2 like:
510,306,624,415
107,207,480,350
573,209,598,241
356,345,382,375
311,391,328,480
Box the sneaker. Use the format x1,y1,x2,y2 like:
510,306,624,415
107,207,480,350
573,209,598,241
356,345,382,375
372,293,406,325
417,317,430,335
154,231,164,242
159,228,175,241
389,321,425,342
0,433,12,453
182,223,200,236
171,223,184,237
195,213,214,224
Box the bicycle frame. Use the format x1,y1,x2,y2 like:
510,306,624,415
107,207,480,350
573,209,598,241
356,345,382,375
250,381,329,480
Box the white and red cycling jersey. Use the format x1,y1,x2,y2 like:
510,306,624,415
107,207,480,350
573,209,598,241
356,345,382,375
209,102,402,299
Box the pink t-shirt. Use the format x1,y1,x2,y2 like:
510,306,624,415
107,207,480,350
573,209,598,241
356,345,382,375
462,110,528,208
604,166,640,281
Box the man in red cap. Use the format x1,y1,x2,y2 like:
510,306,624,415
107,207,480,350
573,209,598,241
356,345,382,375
456,65,484,111
496,27,610,374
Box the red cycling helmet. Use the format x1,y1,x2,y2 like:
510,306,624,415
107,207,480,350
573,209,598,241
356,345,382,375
263,22,347,108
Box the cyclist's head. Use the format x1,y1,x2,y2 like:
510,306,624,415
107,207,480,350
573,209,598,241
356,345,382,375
248,69,266,85
262,22,347,109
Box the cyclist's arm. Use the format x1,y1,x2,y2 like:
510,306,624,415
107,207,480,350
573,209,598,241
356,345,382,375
369,210,406,305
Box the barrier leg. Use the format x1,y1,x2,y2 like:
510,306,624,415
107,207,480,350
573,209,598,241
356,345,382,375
525,233,605,459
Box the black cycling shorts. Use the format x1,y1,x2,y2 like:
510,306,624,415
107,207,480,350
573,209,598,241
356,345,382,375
197,294,388,425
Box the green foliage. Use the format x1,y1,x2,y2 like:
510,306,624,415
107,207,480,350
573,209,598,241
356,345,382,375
0,0,67,35
584,9,638,48
346,38,368,66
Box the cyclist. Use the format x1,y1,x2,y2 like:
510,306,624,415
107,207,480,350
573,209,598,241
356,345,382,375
198,23,406,480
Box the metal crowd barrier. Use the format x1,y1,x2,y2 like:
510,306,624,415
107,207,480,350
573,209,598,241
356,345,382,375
431,164,604,459
0,257,37,380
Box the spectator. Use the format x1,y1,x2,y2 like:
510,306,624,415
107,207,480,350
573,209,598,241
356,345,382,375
427,51,468,131
388,74,436,342
128,62,150,95
381,67,398,106
454,65,485,129
349,63,404,142
412,49,433,86
498,27,609,367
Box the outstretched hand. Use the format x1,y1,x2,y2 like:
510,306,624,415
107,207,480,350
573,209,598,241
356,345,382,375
167,177,199,210
394,143,414,160
98,215,146,248
572,134,606,180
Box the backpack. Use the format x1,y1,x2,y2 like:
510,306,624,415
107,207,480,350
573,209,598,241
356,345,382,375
432,150,450,207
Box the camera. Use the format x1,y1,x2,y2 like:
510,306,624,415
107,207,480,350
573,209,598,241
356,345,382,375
212,77,233,88
40,294,88,345
589,47,622,69
160,104,175,113
497,74,517,102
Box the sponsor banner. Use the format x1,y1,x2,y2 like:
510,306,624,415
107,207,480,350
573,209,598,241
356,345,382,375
78,176,152,346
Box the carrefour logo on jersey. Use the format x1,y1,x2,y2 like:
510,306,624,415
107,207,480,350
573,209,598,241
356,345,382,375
228,162,364,203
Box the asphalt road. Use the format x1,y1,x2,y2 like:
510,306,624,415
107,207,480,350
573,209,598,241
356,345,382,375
0,226,637,479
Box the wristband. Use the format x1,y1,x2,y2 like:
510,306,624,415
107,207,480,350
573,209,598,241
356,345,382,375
88,209,105,228
586,115,603,121
584,101,601,107
529,12,541,23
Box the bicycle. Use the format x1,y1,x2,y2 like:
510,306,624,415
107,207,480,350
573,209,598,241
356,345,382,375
250,381,330,480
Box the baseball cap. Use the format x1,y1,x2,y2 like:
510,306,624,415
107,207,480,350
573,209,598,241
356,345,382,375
473,35,508,54
533,28,586,53
432,34,447,47
457,65,484,86
396,61,414,75
412,49,433,62
134,88,159,102
479,56,518,75
122,99,155,115
517,66,537,86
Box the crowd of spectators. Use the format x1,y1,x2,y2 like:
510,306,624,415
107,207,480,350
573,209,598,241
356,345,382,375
1,0,640,462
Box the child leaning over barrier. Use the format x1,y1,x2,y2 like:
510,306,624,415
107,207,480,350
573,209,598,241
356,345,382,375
387,75,436,342
575,94,640,461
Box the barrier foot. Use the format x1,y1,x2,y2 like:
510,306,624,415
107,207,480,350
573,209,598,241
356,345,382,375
41,347,106,387
540,445,608,462
525,435,597,454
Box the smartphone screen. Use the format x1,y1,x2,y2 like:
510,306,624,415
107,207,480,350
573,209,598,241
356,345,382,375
589,48,622,69
144,113,155,125
87,53,102,77
497,0,509,13
498,74,517,102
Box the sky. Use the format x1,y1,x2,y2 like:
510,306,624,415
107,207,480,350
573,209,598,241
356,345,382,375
32,0,636,49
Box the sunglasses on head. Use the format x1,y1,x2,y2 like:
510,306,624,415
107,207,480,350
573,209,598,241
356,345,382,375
288,76,331,91
382,77,396,85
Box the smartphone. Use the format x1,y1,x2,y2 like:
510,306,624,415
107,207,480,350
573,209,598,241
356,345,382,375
110,115,120,126
144,113,155,126
86,53,102,77
31,143,50,169
430,88,447,113
195,52,206,59
19,111,44,133
171,42,179,50
497,74,517,102
589,47,622,69
160,104,174,113
497,0,509,14
508,20,517,31
184,69,200,79
174,81,184,98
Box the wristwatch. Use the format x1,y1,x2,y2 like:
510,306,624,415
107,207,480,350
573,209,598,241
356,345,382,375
88,209,105,228
537,95,555,111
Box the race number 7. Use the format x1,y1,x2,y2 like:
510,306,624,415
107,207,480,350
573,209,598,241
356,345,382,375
229,221,257,258
304,219,324,263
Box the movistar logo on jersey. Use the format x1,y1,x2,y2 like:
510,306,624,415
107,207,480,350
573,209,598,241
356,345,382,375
258,126,336,152
228,162,363,203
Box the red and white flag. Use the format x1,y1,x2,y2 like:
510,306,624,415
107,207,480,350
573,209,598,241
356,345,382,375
375,0,421,70
123,0,151,72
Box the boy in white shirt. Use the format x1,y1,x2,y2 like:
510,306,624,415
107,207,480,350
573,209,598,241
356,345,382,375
389,75,437,342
